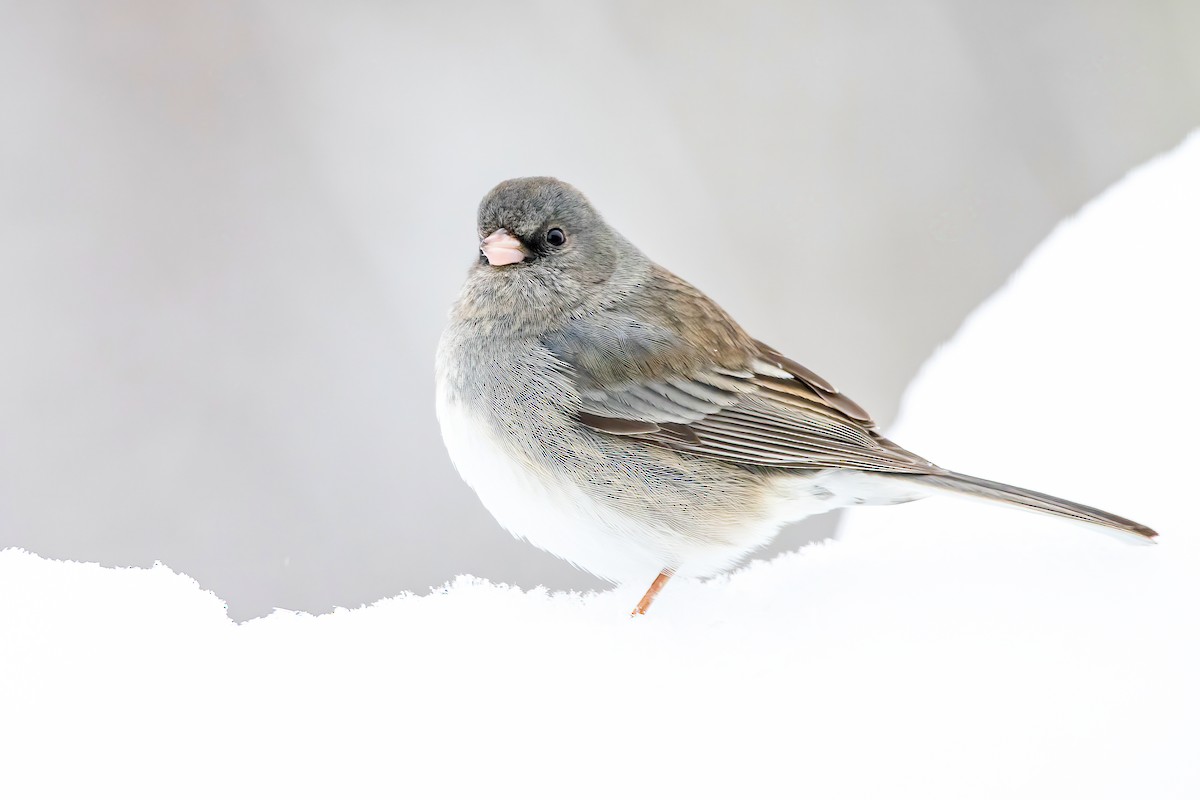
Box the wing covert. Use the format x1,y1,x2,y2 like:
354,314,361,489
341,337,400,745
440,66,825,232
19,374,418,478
540,267,935,474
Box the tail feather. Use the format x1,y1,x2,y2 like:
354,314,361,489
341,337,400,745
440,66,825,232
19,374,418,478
903,471,1157,543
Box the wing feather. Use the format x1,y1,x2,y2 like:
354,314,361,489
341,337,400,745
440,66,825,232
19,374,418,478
542,269,937,475
569,359,933,473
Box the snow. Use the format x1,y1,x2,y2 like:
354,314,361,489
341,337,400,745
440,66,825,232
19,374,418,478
4,132,1200,799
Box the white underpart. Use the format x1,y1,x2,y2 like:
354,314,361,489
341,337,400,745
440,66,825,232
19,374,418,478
436,390,924,583
437,393,660,581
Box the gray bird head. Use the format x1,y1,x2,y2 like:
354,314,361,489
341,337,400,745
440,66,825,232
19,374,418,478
477,177,617,278
462,177,644,333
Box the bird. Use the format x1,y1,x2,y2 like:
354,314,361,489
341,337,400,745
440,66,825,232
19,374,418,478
435,177,1157,616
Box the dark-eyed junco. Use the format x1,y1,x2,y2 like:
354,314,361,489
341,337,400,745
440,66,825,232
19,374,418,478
435,177,1156,616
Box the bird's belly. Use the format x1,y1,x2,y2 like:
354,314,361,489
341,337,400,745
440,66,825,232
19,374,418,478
436,393,674,582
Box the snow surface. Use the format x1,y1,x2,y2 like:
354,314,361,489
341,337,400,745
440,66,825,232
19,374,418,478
4,133,1200,799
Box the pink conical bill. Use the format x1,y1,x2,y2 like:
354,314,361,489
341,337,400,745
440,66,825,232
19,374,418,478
480,228,527,266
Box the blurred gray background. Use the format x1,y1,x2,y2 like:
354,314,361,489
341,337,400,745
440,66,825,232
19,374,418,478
2,1,1197,619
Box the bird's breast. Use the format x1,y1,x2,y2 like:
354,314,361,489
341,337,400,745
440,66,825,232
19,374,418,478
434,337,667,581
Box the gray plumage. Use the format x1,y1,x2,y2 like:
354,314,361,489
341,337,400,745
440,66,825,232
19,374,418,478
435,177,1155,596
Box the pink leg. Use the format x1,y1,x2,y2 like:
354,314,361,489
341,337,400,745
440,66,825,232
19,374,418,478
630,568,676,616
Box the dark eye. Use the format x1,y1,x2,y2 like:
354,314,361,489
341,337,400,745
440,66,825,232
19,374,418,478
545,228,566,247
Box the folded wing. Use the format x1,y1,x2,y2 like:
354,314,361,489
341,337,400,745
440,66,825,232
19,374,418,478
543,305,936,474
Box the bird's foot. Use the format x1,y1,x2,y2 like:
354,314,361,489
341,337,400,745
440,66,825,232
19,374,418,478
630,568,675,617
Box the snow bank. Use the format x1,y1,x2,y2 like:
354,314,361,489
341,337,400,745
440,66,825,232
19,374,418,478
4,134,1199,799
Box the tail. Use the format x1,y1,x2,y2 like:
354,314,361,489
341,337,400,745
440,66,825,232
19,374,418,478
902,471,1157,543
